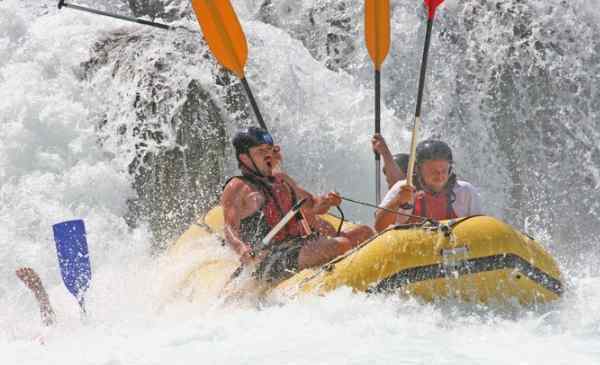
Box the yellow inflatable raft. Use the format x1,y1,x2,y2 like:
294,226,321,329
168,207,563,306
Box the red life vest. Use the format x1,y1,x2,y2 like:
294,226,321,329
261,175,306,241
231,174,306,244
412,190,457,221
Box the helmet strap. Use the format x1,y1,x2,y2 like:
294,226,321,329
238,152,272,181
248,154,264,177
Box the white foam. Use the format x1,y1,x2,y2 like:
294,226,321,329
2,1,600,364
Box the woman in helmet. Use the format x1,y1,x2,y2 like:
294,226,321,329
374,139,482,232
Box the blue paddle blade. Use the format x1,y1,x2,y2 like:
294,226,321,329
53,220,92,304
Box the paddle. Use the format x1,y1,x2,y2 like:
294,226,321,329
57,1,171,30
191,0,268,131
406,0,445,187
52,219,92,315
225,197,309,281
365,0,391,204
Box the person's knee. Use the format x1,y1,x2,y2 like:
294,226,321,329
336,237,353,253
299,237,353,268
358,224,375,238
346,225,374,241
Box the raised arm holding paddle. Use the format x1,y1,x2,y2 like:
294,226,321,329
364,0,391,204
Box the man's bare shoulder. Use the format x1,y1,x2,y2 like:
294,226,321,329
224,177,245,191
222,177,254,199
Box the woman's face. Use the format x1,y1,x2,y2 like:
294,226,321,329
419,159,450,192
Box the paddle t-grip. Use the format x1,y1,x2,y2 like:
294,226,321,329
58,0,65,9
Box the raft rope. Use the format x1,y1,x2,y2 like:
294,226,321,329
339,195,435,224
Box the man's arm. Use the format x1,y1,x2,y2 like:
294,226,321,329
279,174,339,215
310,193,340,215
274,174,337,236
273,149,338,214
382,156,402,188
372,134,402,188
221,181,254,264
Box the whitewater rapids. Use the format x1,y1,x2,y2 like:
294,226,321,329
2,1,600,364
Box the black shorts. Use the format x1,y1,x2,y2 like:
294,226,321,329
254,234,318,283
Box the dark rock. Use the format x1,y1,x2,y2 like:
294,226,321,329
255,0,360,72
80,29,251,247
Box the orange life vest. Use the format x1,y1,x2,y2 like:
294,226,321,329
412,190,457,222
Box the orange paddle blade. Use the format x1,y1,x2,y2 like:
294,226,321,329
191,0,248,78
365,0,390,70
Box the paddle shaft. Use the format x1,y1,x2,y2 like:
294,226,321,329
375,69,382,204
365,0,390,205
79,297,87,317
226,198,308,284
407,18,434,187
58,1,171,30
259,198,307,251
240,78,268,131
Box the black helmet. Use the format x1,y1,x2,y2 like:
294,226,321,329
232,127,274,157
415,140,453,165
392,153,410,173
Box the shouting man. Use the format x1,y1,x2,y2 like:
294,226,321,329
221,127,373,283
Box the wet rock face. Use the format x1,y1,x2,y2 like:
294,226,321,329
127,0,189,22
438,0,600,256
81,29,249,247
256,0,361,72
124,78,226,248
304,0,360,71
